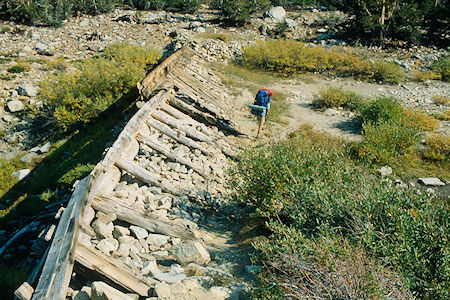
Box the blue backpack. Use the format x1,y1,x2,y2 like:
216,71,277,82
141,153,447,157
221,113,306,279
254,89,270,107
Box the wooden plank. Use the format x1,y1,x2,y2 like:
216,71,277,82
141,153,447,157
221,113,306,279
115,157,180,195
152,110,213,142
32,176,90,300
14,282,34,300
0,221,39,256
75,243,156,296
152,110,237,157
147,118,211,156
137,134,207,177
138,49,183,100
92,195,196,240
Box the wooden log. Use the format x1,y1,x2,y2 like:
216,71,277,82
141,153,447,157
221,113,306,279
147,118,211,156
115,157,180,195
0,221,39,256
27,245,50,286
75,243,156,296
32,176,90,300
152,110,213,143
137,134,207,177
14,282,34,300
92,195,196,240
152,110,237,157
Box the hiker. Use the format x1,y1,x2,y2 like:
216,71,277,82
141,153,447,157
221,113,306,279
250,89,273,138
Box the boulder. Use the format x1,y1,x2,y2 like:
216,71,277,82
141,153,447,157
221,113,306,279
146,233,169,248
130,225,148,239
379,166,392,177
92,219,113,239
38,142,51,153
35,42,47,52
91,281,133,300
418,177,445,186
141,260,160,275
154,283,172,299
285,18,297,28
17,84,37,97
6,100,24,112
143,12,167,24
113,225,130,239
20,152,38,164
96,238,118,254
171,242,211,266
154,272,187,284
265,6,286,23
11,169,31,181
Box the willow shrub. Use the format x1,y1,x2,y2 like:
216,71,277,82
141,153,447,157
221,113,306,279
39,42,161,131
313,86,364,110
231,130,449,298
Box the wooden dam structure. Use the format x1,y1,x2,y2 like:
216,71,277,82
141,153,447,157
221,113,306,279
14,47,243,300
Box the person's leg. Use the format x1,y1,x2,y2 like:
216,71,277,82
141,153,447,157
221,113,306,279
257,115,265,137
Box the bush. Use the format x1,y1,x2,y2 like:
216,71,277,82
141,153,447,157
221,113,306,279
403,109,440,132
424,134,450,161
434,109,450,121
214,0,271,25
39,42,161,131
242,39,373,78
313,87,363,110
355,120,422,163
432,55,450,82
434,96,449,105
356,96,403,126
371,60,405,84
131,0,202,13
231,130,449,298
411,69,442,82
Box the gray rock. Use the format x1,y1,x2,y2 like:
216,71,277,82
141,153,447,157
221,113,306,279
96,238,119,254
285,18,297,28
171,242,211,266
143,12,167,24
17,84,37,97
379,166,393,177
11,169,31,181
154,272,187,284
6,100,24,112
265,6,286,23
130,225,148,239
38,142,51,153
324,108,340,116
141,260,160,275
117,243,131,257
91,281,133,300
83,207,95,225
113,225,130,239
20,152,38,163
92,219,113,239
418,177,445,186
154,283,172,299
245,265,262,274
35,42,47,52
146,233,169,247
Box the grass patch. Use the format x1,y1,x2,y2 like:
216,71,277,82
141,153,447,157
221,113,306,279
432,55,450,82
0,73,15,81
433,95,449,105
411,69,442,82
423,133,450,161
434,109,450,121
231,127,449,299
0,263,29,296
313,87,364,111
0,156,32,199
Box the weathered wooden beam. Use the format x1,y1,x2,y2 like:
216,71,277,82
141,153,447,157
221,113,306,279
14,282,34,300
75,243,157,296
115,157,180,195
92,195,196,240
137,134,207,177
152,110,213,142
32,176,90,300
147,118,211,156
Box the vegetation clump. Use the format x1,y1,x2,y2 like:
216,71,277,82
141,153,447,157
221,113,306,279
39,42,161,131
432,55,450,82
371,60,404,84
231,127,449,299
313,87,363,110
423,133,450,161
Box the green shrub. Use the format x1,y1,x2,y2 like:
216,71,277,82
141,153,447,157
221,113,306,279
213,0,271,25
231,130,449,298
434,109,450,121
424,134,450,161
57,163,95,185
356,96,403,126
7,65,25,73
313,87,364,110
0,156,29,198
432,55,450,82
39,42,161,131
411,69,442,82
371,60,405,84
242,39,373,78
433,96,449,105
355,120,422,163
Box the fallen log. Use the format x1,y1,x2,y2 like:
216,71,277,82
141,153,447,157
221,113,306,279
75,243,157,296
0,221,39,256
147,118,211,156
115,157,180,195
92,195,196,240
